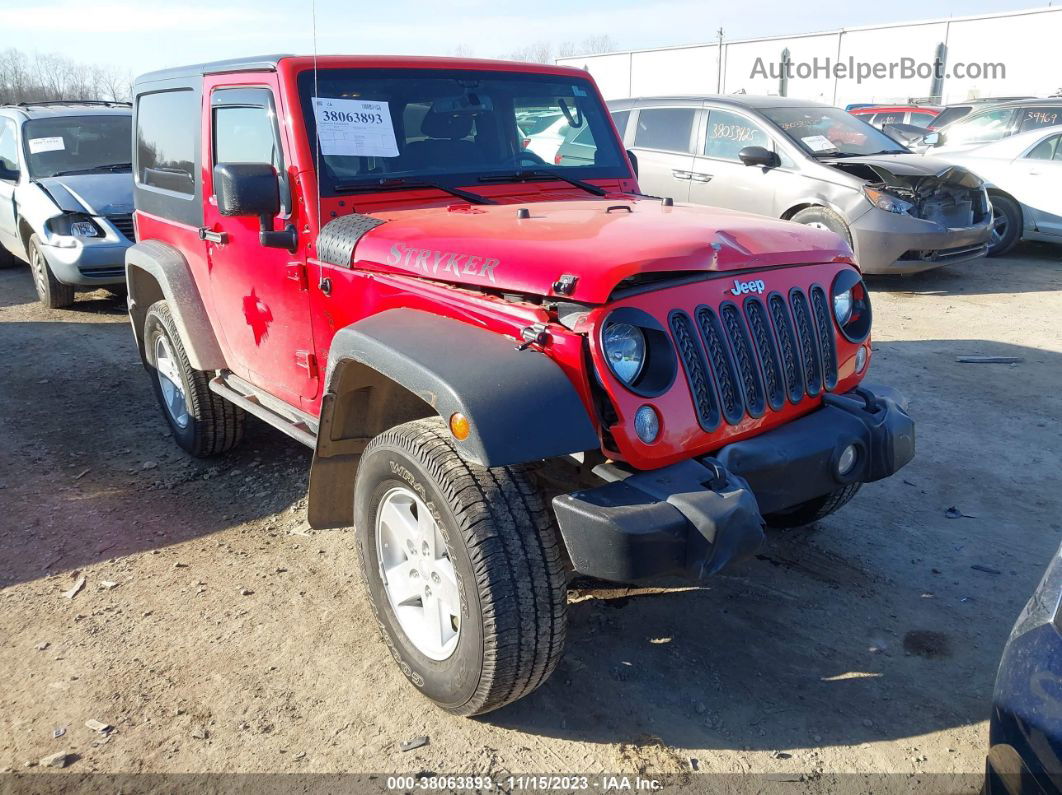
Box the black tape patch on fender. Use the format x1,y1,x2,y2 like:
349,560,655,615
316,214,386,267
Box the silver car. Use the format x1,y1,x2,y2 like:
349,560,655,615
0,101,134,307
609,95,993,274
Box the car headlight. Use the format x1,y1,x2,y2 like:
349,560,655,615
831,269,872,343
603,322,646,385
48,214,102,241
863,186,914,215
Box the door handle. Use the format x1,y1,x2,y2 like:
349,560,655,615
198,227,228,244
691,173,713,182
672,169,693,180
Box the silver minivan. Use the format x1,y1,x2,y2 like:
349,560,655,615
608,95,992,274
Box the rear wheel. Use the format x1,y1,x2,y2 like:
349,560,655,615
354,418,567,716
28,235,75,308
987,194,1022,257
143,300,244,457
790,206,854,248
764,483,862,529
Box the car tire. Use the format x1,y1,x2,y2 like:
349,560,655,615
28,235,75,308
764,483,862,529
143,300,244,457
354,417,567,716
987,194,1022,257
790,206,854,248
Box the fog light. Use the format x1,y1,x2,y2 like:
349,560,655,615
837,444,858,476
449,412,470,441
634,405,660,444
855,345,868,373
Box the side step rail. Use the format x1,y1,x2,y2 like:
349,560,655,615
208,373,318,449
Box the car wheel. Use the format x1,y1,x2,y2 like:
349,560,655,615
790,207,854,248
764,483,862,529
354,417,567,716
28,235,75,308
143,300,244,457
987,194,1022,257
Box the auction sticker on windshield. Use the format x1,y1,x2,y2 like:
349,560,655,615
312,97,398,158
28,137,65,154
802,135,838,153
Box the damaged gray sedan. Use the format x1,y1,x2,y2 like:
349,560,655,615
610,96,992,274
0,102,133,307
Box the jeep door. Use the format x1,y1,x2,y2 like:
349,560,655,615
201,77,318,407
688,105,791,217
0,117,20,255
626,105,698,202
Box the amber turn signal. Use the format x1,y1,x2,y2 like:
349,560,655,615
449,412,471,440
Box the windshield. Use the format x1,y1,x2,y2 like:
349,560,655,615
762,107,909,157
297,68,628,195
23,115,132,178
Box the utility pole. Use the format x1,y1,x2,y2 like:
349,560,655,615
716,28,724,93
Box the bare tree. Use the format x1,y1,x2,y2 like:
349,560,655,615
0,47,130,104
506,41,556,64
507,35,619,64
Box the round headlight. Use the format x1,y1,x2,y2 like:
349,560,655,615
603,322,646,385
634,405,660,444
833,288,853,326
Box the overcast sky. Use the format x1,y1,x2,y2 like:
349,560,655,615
1,0,1049,76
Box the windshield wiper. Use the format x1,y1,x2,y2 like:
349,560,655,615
50,162,132,177
333,177,495,205
477,169,607,197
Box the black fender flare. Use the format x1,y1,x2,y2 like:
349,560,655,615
125,240,226,371
308,308,599,529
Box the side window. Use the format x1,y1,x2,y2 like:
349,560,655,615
212,88,288,213
703,109,770,161
0,118,18,175
1019,107,1062,132
610,110,630,140
871,112,903,127
947,109,1014,145
136,90,197,195
1025,134,1061,161
909,112,936,127
634,108,695,153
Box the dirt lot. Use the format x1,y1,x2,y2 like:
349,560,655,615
0,245,1060,792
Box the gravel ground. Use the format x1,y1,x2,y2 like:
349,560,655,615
0,244,1060,793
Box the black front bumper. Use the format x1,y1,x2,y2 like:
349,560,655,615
553,383,915,583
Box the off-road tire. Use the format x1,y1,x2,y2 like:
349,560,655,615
143,300,244,457
28,235,75,308
790,206,854,248
354,418,567,716
987,193,1022,257
764,483,862,529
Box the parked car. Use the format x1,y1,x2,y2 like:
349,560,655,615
126,54,914,716
927,125,1062,256
849,105,941,129
520,113,571,162
921,98,1062,153
985,538,1062,794
929,97,1038,130
0,101,134,308
609,95,992,274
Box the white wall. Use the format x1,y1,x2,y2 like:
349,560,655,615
558,5,1062,107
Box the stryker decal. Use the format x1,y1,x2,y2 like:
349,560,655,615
386,243,499,283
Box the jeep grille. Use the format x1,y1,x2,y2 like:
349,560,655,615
670,288,838,431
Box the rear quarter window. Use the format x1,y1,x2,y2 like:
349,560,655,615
136,90,196,195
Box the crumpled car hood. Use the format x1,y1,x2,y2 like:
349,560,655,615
34,173,134,217
823,154,983,192
344,198,854,303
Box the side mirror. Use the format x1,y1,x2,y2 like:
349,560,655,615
923,131,942,147
738,146,780,168
0,163,19,182
626,149,638,177
213,163,295,251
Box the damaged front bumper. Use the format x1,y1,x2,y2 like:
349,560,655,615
552,383,915,583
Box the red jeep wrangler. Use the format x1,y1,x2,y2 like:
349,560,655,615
126,55,914,715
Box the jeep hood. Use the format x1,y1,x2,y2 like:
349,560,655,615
345,199,853,303
33,173,134,217
822,154,983,193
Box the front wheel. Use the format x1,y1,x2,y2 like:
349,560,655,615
28,235,75,308
764,483,862,529
987,194,1022,257
790,206,854,248
354,418,567,716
